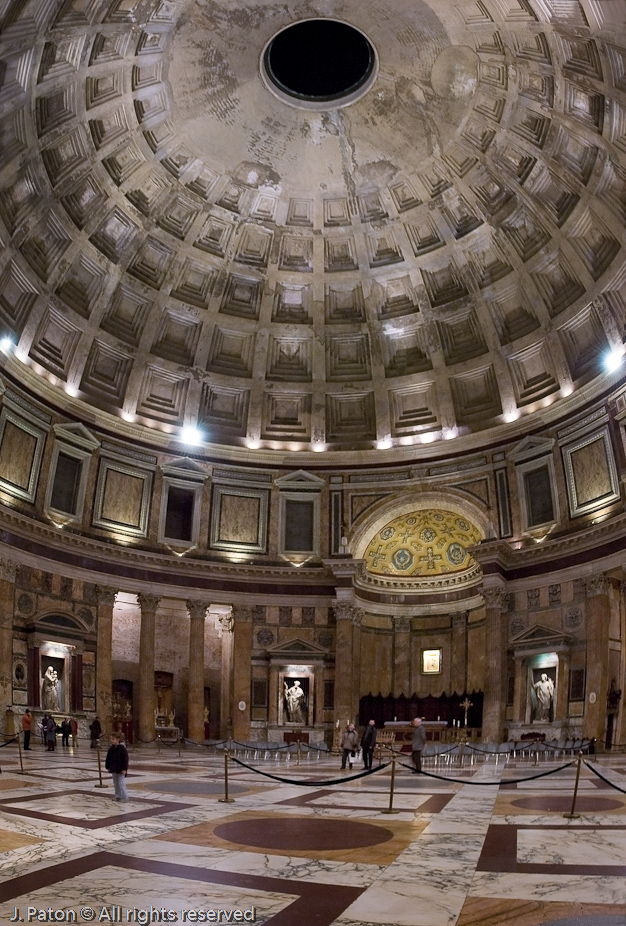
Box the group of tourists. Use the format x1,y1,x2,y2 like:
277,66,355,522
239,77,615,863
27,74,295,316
339,716,427,773
20,710,81,750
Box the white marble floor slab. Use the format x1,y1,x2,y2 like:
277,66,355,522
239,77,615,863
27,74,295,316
516,827,626,865
470,871,626,904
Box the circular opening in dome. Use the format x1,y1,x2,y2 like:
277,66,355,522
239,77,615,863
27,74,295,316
261,19,377,110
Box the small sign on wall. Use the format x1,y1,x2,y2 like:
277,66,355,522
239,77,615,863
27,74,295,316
421,648,442,675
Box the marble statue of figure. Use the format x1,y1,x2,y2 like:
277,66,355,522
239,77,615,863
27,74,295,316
203,707,209,723
42,666,60,711
533,673,554,721
284,680,305,724
168,710,175,726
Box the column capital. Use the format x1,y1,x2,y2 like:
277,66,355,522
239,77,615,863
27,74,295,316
232,604,253,623
393,615,411,632
0,559,16,582
482,586,505,610
218,607,234,632
95,586,117,607
186,600,209,620
138,593,160,612
585,573,611,598
333,601,358,622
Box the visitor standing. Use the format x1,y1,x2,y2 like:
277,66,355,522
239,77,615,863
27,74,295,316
89,716,102,748
70,716,78,747
340,723,360,770
361,719,377,770
105,733,129,802
21,709,32,750
411,717,427,773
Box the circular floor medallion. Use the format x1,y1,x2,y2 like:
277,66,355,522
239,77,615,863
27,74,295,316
214,817,393,850
510,795,624,812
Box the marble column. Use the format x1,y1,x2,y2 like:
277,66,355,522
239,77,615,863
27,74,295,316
584,573,611,743
95,586,117,735
334,602,358,725
137,593,160,743
186,600,207,743
217,607,234,739
0,559,16,712
393,616,411,696
482,585,506,743
451,611,468,694
232,605,252,742
351,607,363,713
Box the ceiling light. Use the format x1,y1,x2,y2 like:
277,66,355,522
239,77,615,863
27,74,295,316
603,349,624,373
0,338,14,353
180,426,203,446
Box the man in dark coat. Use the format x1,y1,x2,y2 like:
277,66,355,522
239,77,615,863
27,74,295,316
361,719,377,770
412,717,427,773
105,733,129,802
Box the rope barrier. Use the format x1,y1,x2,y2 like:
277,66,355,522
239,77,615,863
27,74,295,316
0,736,19,748
229,754,389,786
396,756,577,784
584,760,626,795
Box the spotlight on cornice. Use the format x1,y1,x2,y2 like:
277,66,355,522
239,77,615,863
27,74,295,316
603,349,624,374
312,442,325,452
0,337,14,353
180,426,203,446
376,437,392,450
246,438,261,449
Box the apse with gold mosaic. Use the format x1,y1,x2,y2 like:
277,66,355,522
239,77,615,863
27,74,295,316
364,510,482,578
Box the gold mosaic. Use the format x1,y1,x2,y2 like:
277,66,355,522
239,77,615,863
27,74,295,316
364,509,482,577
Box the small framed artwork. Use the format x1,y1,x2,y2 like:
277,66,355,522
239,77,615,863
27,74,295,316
422,648,442,675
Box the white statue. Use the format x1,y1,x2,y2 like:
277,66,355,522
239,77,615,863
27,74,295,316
42,666,60,711
284,680,306,724
533,673,554,721
168,710,175,727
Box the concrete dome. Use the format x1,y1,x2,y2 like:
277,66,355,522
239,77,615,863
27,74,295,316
1,0,625,458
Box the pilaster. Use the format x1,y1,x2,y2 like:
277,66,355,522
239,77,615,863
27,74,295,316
186,600,208,743
584,573,611,742
481,584,506,742
95,586,116,735
0,559,16,712
393,616,411,696
232,605,252,742
137,593,160,743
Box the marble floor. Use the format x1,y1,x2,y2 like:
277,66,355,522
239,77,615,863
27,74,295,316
1,742,626,926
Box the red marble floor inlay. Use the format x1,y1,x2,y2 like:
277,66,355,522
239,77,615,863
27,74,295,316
213,817,394,851
510,795,624,812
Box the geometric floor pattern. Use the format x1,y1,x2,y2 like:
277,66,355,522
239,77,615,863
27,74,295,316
1,742,626,925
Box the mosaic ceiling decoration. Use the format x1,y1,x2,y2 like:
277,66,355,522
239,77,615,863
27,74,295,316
364,509,482,577
0,0,625,453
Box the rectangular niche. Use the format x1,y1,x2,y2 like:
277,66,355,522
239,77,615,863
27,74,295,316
562,427,619,517
210,484,268,553
45,424,100,523
93,459,153,536
0,408,47,503
281,495,319,555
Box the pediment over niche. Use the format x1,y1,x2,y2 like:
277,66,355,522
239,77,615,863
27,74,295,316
507,436,555,464
160,457,209,481
274,470,325,490
510,623,571,651
266,636,328,660
53,422,100,451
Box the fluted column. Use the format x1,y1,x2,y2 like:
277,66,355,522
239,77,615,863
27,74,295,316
186,600,208,742
232,605,252,742
0,560,16,715
217,607,234,739
393,616,411,696
584,573,611,743
451,611,468,694
95,586,117,736
137,593,160,743
334,602,358,725
482,585,506,742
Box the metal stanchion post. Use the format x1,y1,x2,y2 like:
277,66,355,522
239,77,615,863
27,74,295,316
382,749,400,815
157,734,162,755
178,732,182,758
16,734,25,775
94,739,108,788
219,749,235,803
564,752,583,819
296,740,301,767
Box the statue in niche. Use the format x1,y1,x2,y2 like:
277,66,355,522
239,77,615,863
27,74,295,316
284,679,306,724
532,672,554,722
42,666,60,711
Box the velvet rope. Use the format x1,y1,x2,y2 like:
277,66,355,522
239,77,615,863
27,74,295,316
0,735,19,748
396,756,576,784
229,754,389,786
584,761,626,795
